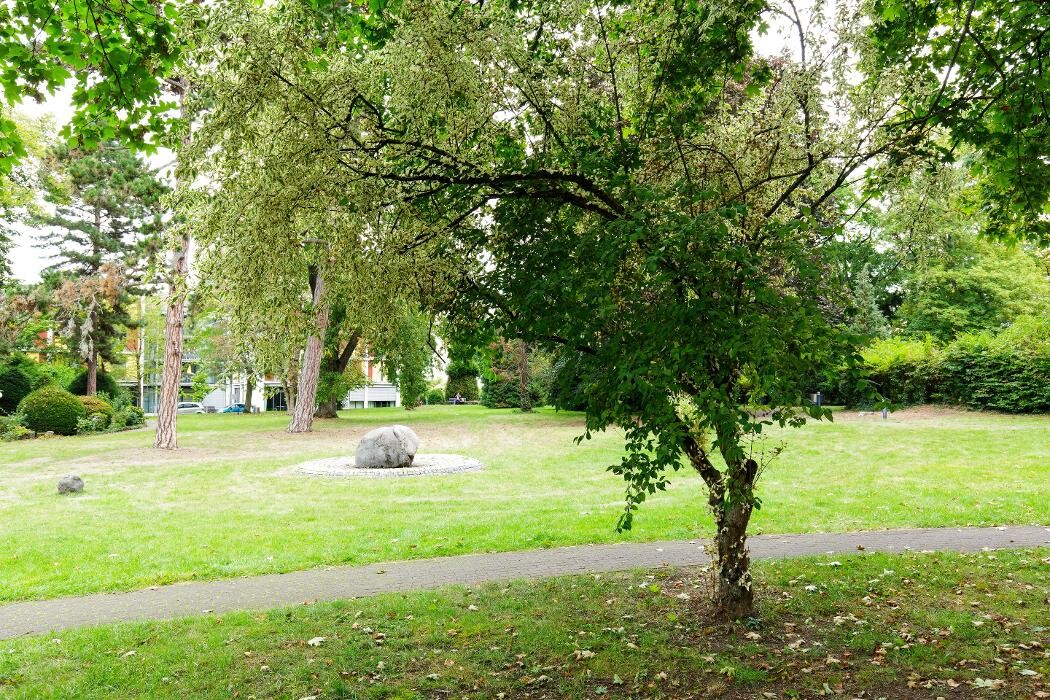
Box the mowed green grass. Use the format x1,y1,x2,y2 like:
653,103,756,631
1,550,1046,699
1,406,1047,602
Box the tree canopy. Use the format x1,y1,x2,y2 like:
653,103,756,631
869,0,1050,242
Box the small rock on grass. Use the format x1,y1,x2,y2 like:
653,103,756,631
57,475,84,494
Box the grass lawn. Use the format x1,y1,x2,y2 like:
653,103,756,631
0,549,1046,698
1,406,1047,602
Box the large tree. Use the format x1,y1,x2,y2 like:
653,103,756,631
182,0,933,617
182,0,450,433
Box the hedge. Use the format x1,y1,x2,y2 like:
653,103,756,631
17,385,88,436
0,362,33,414
830,316,1050,413
68,369,121,397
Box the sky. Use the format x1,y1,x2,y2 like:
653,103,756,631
5,7,805,284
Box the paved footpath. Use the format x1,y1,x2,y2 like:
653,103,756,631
1,525,1046,640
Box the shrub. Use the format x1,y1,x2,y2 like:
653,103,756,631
424,388,445,405
0,413,33,441
0,361,33,414
933,317,1050,413
481,376,544,409
832,316,1050,413
17,385,87,436
547,351,590,412
76,415,108,434
78,395,114,429
122,406,146,427
29,362,79,391
68,370,121,397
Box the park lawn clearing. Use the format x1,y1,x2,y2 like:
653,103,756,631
1,405,1048,602
0,549,1046,698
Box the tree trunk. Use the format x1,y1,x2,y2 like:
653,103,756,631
517,340,532,412
313,333,359,420
154,78,191,450
314,396,339,419
713,500,754,618
684,432,757,619
288,265,329,433
154,240,187,449
244,374,255,415
86,349,98,396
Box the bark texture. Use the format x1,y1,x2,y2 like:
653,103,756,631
288,265,328,433
684,433,757,619
85,351,98,396
243,375,255,415
154,78,191,451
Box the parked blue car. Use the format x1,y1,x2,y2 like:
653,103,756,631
222,403,246,413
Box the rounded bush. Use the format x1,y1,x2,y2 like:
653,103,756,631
17,386,88,436
0,363,33,414
68,370,120,398
78,395,114,429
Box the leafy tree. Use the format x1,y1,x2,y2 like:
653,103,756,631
0,0,183,175
187,0,938,617
444,341,481,402
183,0,452,432
1,112,49,287
373,307,432,410
897,242,1050,342
32,143,164,395
481,339,549,412
315,299,364,419
868,0,1050,242
49,264,134,395
850,266,890,339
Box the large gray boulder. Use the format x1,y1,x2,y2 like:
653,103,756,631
355,425,420,469
57,474,84,494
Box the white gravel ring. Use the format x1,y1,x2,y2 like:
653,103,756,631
295,453,483,478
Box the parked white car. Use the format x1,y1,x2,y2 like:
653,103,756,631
176,401,206,414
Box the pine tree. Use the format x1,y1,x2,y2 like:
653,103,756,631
36,143,166,394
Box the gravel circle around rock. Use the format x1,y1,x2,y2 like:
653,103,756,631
295,453,483,478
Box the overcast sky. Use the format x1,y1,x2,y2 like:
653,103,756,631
6,9,803,284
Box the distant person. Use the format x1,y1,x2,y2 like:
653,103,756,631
455,393,464,404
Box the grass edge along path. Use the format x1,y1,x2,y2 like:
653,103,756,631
0,547,1047,699
1,525,1046,640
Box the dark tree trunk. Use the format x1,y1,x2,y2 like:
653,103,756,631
243,374,255,415
313,331,359,420
517,340,532,412
86,350,98,396
314,396,339,419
